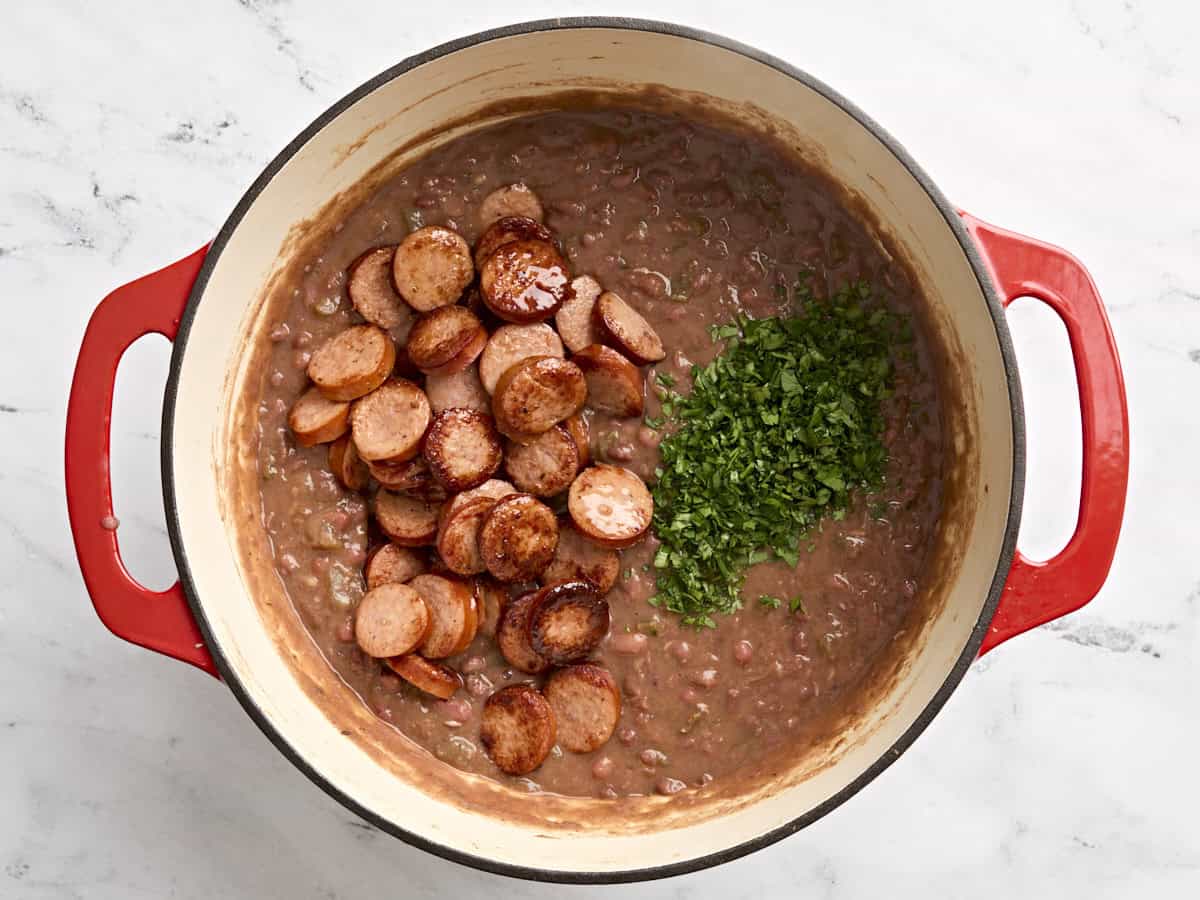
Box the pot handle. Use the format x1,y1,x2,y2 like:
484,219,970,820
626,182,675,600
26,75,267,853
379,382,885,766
961,213,1129,654
65,247,219,677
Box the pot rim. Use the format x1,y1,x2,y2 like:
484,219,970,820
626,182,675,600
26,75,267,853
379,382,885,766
160,16,1025,884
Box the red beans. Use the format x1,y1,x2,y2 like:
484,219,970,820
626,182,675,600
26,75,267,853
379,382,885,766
733,640,754,665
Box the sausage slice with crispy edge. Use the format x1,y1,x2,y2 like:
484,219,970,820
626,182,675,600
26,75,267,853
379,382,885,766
408,573,476,659
391,225,474,312
562,413,591,468
424,364,490,414
473,215,555,268
491,356,587,442
288,387,349,447
373,491,441,547
328,435,369,491
527,580,610,665
503,425,580,497
307,324,396,402
496,591,549,674
354,583,430,658
594,291,666,364
384,655,462,700
436,496,495,576
350,378,431,463
480,684,557,775
479,239,571,324
405,305,486,375
422,409,503,492
441,479,517,526
567,465,653,549
364,543,427,589
540,519,620,592
479,183,544,228
367,455,434,492
571,344,644,417
543,664,621,753
347,246,411,333
474,578,508,639
555,274,603,353
478,322,564,395
479,494,559,583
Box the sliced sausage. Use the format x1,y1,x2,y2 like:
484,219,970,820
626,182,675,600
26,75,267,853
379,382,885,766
385,654,462,700
503,425,579,497
422,409,503,492
367,455,435,492
474,578,508,639
594,291,666,364
563,413,591,468
354,583,430,658
365,543,427,589
409,573,476,659
572,344,645,417
392,225,474,312
479,239,571,324
347,246,413,336
555,274,603,353
527,580,609,665
543,664,621,753
478,323,564,395
436,496,494,576
478,494,559,583
349,379,430,463
442,478,517,523
288,387,349,446
567,465,653,549
541,520,620,592
374,491,441,546
480,684,556,775
473,215,555,268
307,324,396,402
479,183,544,227
405,306,486,375
496,592,548,674
424,364,490,414
328,435,369,491
491,356,587,442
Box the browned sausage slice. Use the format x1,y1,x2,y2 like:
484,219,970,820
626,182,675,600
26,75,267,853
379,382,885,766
424,364,490,414
478,323,564,395
567,465,653,549
479,240,571,324
365,543,427,589
350,379,431,462
491,356,587,442
374,491,441,546
478,494,559,582
392,225,474,312
347,246,413,336
307,324,396,402
436,496,494,576
479,183,544,227
441,478,517,523
474,578,507,639
555,274,603,353
288,387,349,446
384,654,462,700
367,455,434,492
495,591,548,674
428,326,488,377
480,684,556,775
527,580,610,665
543,664,621,753
422,409,503,492
406,306,486,375
354,583,430,658
541,520,620,592
409,573,475,659
328,435,369,491
571,344,645,417
562,413,591,468
594,291,666,364
503,425,579,497
473,215,554,268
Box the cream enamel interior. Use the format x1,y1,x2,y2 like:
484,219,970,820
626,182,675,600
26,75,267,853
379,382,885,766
168,26,1016,875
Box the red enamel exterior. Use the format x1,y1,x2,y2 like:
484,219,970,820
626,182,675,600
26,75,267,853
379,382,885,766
64,246,219,678
963,213,1130,654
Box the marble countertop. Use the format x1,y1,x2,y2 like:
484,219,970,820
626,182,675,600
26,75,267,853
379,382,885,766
3,0,1197,896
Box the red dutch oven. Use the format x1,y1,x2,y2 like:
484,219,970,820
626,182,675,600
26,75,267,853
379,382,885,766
64,19,1128,883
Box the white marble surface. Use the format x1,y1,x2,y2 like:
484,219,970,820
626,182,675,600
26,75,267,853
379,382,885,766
2,0,1197,896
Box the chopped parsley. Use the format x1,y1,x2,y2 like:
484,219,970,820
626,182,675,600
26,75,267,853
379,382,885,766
650,280,901,627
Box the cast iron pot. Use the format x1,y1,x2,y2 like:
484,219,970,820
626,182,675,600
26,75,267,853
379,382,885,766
64,18,1129,883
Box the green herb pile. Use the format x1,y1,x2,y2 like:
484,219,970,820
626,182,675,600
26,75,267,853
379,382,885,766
650,280,901,627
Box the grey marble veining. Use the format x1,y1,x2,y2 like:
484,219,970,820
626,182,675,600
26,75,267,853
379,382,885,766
2,0,1198,897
